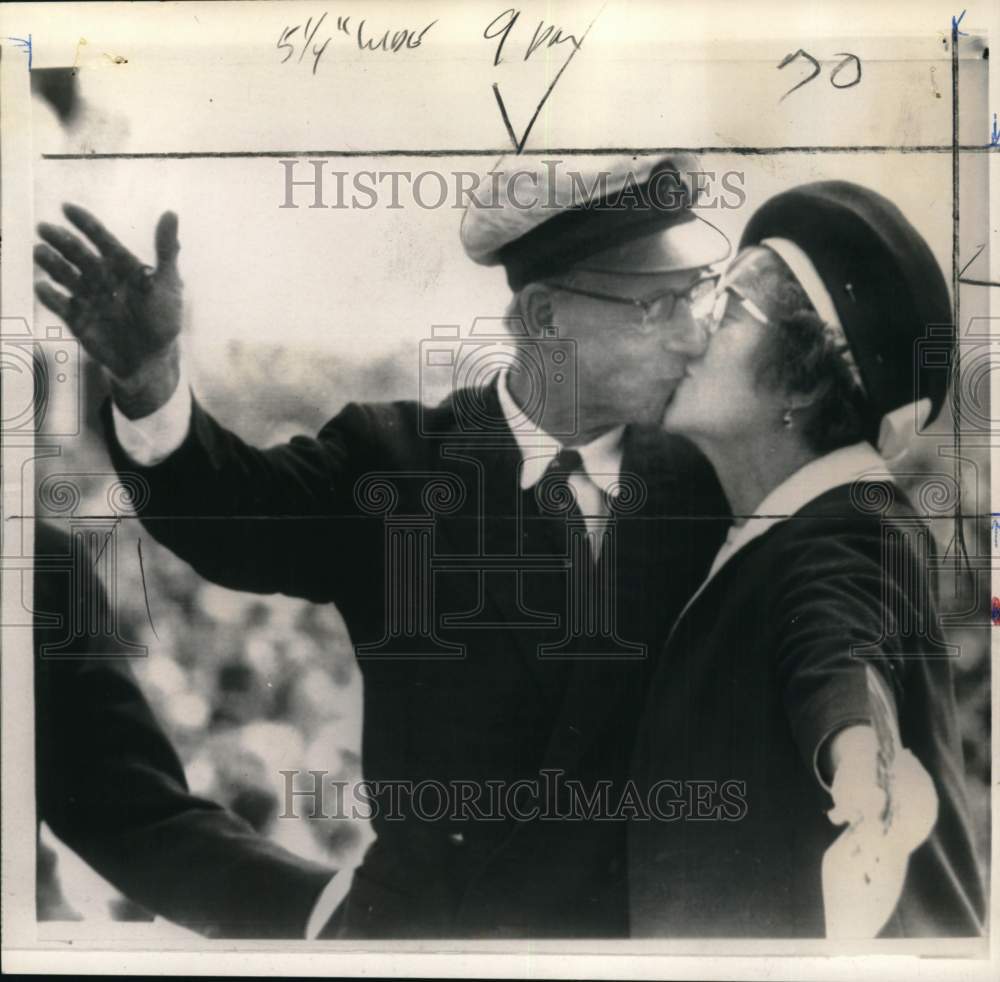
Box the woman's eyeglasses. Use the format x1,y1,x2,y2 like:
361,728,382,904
545,274,720,331
690,276,770,337
691,277,868,394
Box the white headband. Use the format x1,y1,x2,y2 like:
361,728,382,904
761,237,842,331
760,236,866,396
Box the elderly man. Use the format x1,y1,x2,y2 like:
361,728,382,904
34,154,731,938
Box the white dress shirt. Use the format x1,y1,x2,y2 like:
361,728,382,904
111,364,194,466
495,369,625,558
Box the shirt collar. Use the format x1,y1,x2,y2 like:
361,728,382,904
495,370,626,496
706,440,890,584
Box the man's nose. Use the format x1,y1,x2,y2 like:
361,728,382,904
662,310,709,358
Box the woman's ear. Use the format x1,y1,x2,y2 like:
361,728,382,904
785,377,830,414
782,380,827,435
519,283,556,339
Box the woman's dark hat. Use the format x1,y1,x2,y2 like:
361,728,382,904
740,181,953,424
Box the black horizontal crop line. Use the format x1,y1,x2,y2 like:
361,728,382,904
40,144,1000,160
13,512,984,521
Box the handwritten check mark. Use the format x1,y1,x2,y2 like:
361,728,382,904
491,4,606,154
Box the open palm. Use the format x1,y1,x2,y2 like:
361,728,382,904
35,205,183,382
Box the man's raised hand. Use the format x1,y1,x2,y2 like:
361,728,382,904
35,205,184,417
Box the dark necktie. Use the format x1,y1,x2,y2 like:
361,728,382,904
539,448,584,519
542,449,615,563
518,447,584,562
542,448,642,658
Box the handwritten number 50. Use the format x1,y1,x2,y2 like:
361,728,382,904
777,50,861,101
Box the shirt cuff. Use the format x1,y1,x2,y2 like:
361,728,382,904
304,868,354,940
110,365,193,466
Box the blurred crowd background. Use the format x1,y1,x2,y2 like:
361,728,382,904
30,340,991,927
34,345,415,925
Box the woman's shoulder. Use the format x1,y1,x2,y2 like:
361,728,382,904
758,480,925,579
800,479,919,520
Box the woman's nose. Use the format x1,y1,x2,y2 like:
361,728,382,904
663,311,709,358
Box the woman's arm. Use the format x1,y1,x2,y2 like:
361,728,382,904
771,517,943,936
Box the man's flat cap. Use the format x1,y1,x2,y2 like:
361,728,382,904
741,181,953,424
461,154,731,289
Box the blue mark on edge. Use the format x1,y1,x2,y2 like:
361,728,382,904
5,33,32,69
990,112,999,147
952,9,968,37
992,517,1000,548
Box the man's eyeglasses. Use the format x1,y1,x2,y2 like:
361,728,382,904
545,274,720,331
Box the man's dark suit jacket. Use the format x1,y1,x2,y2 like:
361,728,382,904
34,520,334,937
102,381,729,937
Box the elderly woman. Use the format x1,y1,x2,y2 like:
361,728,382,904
628,182,985,938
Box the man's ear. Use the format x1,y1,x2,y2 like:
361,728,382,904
519,283,556,339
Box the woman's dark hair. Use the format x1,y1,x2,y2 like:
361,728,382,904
735,246,876,454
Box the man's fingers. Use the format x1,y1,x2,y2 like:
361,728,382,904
37,222,102,279
34,243,82,292
62,203,132,261
154,211,180,272
35,281,73,322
